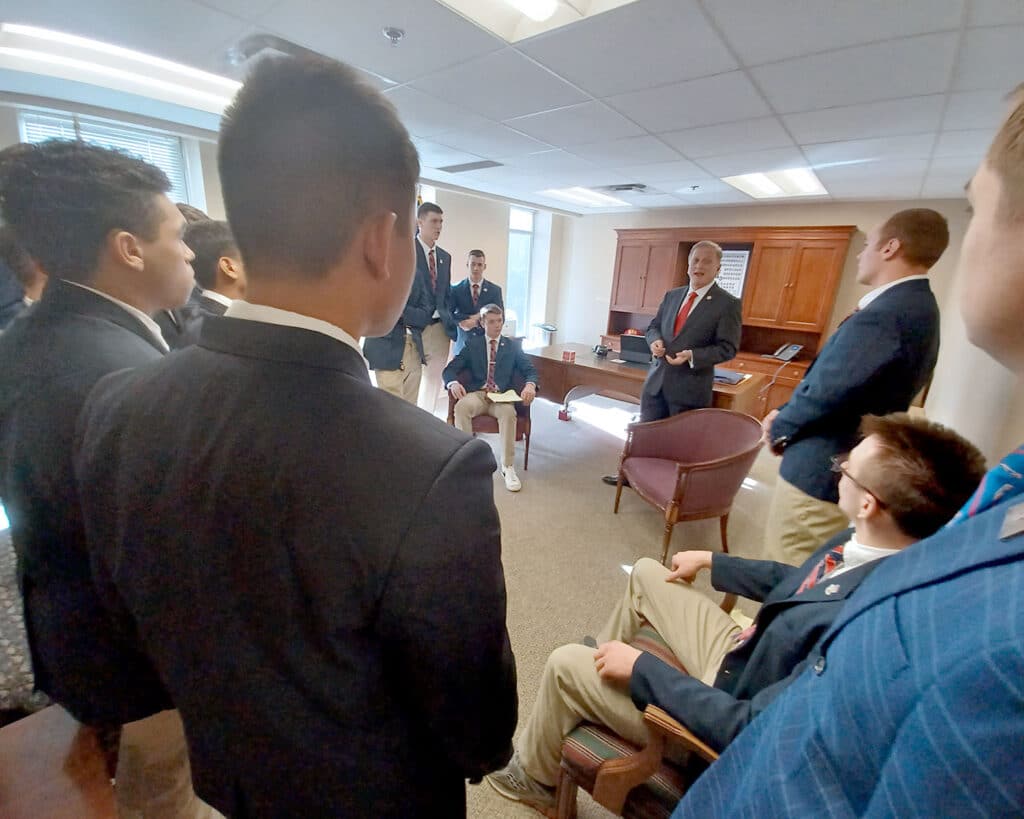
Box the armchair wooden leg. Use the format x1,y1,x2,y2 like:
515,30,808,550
661,521,674,565
719,513,730,554
554,767,579,819
614,477,624,513
524,428,530,471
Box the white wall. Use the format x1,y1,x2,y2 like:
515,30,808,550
434,188,510,289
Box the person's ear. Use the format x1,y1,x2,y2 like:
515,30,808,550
219,256,240,283
362,210,399,282
110,230,144,272
880,237,901,260
859,491,881,521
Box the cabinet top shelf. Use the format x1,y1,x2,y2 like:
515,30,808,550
615,225,857,243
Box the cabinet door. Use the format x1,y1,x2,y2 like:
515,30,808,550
640,243,679,313
782,240,847,331
611,243,649,311
743,241,796,324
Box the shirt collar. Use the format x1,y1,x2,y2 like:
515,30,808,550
201,289,233,308
223,300,367,370
417,234,436,256
842,532,902,571
63,280,169,352
690,281,715,299
858,274,930,310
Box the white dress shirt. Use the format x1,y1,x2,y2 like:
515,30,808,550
201,289,233,309
223,300,367,369
824,533,901,580
858,274,930,310
64,281,169,352
674,280,716,367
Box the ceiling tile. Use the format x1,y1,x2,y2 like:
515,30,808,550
968,0,1024,26
606,72,770,133
504,101,644,146
411,48,588,120
497,149,598,177
802,134,935,168
661,117,794,158
617,193,689,209
816,158,928,198
783,96,945,143
752,33,958,113
927,155,983,177
258,0,502,84
933,129,993,157
569,135,682,165
703,0,963,66
516,0,736,98
383,86,487,138
943,89,1010,130
432,121,551,158
954,26,1024,91
920,174,971,198
197,0,280,21
411,138,484,171
612,161,715,186
696,147,810,177
673,182,756,205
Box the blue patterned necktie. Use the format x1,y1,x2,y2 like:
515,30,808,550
949,444,1024,526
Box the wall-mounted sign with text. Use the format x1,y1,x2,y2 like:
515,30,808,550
716,249,750,299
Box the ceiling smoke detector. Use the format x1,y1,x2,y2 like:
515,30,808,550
382,27,405,46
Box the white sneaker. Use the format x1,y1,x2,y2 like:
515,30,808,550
501,465,522,492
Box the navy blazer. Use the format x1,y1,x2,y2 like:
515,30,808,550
362,272,434,371
643,282,742,411
631,530,882,751
673,490,1024,818
0,279,170,724
74,316,518,817
442,333,538,393
416,239,457,341
772,278,939,502
451,277,503,353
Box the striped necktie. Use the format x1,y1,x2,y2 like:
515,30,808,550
796,543,846,594
485,339,498,391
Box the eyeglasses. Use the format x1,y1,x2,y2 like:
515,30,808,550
830,455,888,508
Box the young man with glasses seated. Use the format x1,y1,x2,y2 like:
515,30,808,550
486,412,985,811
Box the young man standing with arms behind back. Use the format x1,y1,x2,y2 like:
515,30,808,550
74,56,517,818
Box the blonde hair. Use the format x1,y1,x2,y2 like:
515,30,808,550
986,83,1024,221
688,240,723,263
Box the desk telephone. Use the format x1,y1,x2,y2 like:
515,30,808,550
766,343,803,362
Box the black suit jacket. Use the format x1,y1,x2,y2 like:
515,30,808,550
451,277,503,352
156,289,229,349
442,333,538,393
630,530,882,751
74,316,518,817
642,283,742,411
362,272,434,371
772,279,939,501
416,239,457,340
0,279,170,724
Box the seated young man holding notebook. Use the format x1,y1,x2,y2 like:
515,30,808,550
444,303,538,492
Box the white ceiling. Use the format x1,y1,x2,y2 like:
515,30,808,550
0,0,1021,214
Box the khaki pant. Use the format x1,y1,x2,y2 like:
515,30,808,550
374,333,421,405
418,321,451,412
517,558,741,785
763,475,850,566
454,390,516,467
116,709,221,819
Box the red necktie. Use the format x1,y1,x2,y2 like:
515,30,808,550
428,247,437,292
796,544,846,594
471,283,479,307
485,339,498,391
672,291,699,337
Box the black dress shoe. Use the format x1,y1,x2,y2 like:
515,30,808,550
602,474,629,487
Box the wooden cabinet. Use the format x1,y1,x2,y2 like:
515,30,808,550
744,239,847,331
719,354,810,419
610,241,681,312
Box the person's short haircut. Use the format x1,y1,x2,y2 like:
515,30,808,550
689,240,723,263
876,208,949,269
0,226,38,288
986,82,1024,221
176,203,210,224
0,141,170,283
185,220,238,290
219,56,419,279
418,201,443,219
479,302,503,319
468,249,485,259
858,413,986,539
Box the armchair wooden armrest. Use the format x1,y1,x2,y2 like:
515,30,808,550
590,705,717,814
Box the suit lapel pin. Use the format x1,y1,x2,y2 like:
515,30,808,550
824,584,840,596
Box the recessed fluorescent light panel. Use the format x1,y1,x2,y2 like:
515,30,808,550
0,23,241,113
539,186,631,207
721,167,828,199
437,0,641,42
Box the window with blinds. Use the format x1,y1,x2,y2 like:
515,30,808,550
18,111,191,203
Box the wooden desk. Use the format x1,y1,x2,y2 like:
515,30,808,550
525,342,765,418
0,705,116,818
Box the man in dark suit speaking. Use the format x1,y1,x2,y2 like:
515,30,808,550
603,240,741,485
74,56,517,818
445,303,537,492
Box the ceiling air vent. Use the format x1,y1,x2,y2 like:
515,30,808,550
437,160,503,173
600,183,648,193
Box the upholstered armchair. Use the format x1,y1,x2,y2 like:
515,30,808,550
446,370,533,469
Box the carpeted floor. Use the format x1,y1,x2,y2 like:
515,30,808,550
446,394,781,818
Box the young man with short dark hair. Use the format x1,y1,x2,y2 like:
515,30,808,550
74,56,517,818
0,140,205,816
451,249,503,354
